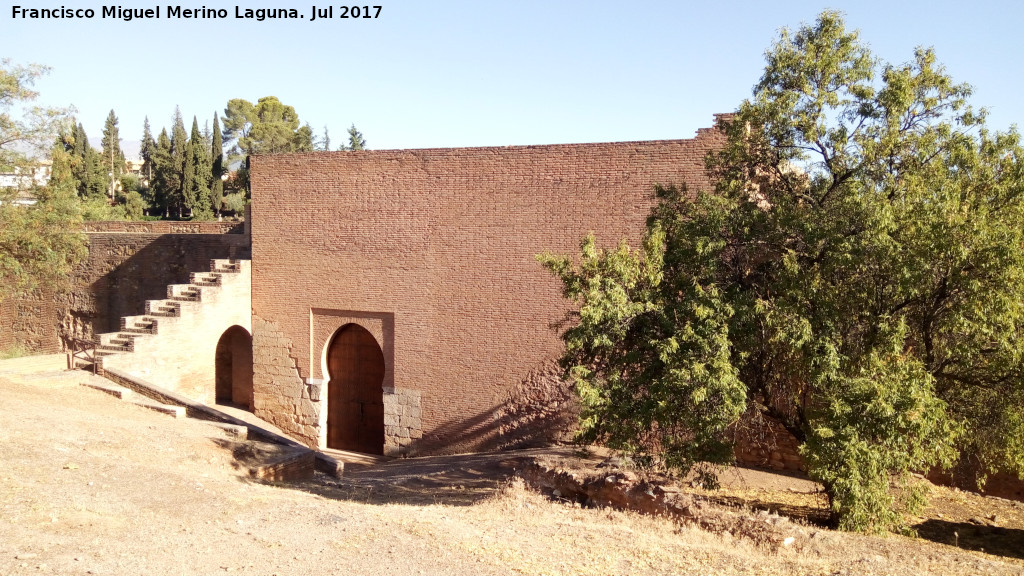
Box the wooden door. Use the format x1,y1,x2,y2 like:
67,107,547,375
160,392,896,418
326,324,385,454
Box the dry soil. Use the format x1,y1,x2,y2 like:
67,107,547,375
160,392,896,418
1,356,1022,576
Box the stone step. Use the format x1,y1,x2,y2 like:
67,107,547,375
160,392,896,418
190,271,222,287
95,332,136,350
318,448,390,468
211,258,242,274
167,284,202,302
145,300,181,317
121,315,158,334
128,397,186,418
81,381,134,399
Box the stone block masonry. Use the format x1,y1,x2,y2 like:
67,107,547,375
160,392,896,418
383,387,422,456
249,118,729,454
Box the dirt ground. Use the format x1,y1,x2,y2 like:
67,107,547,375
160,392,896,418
1,357,1023,575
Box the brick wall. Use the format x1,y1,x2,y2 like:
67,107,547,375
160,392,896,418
249,119,728,452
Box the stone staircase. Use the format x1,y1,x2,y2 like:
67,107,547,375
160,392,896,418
74,259,250,388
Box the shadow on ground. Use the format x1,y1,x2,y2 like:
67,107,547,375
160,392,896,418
291,448,579,506
915,519,1024,561
226,439,1024,565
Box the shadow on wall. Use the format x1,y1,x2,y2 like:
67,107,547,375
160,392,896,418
57,233,251,349
418,364,579,456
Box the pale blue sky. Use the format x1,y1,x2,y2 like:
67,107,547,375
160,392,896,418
3,1,1022,154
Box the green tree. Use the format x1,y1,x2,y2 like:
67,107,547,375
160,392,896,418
221,96,318,193
100,109,125,201
542,11,1023,533
139,117,156,188
169,107,188,217
0,60,86,307
71,122,106,200
184,117,213,220
345,123,366,151
149,128,175,217
211,111,224,217
222,96,313,157
0,59,69,172
317,126,331,152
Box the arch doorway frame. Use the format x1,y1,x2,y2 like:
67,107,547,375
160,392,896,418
310,309,395,451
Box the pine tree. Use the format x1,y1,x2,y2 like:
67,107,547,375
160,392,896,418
294,122,314,152
318,126,331,152
345,124,365,151
211,112,224,217
100,109,124,202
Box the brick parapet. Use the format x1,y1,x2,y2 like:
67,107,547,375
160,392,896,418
81,220,245,234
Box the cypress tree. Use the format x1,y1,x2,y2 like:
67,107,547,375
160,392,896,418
184,117,213,220
211,112,224,217
169,107,188,218
100,109,124,201
71,123,88,197
151,128,175,217
140,117,156,185
72,123,106,200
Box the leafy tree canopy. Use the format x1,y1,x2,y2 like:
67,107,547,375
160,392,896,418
541,11,1024,533
0,59,70,172
222,96,313,160
0,60,85,304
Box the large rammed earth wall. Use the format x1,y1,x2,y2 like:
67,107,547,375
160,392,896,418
249,119,728,454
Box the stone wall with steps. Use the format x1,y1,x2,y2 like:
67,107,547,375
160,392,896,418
0,225,250,355
89,259,251,404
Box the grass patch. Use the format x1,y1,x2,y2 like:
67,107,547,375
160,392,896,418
0,342,31,360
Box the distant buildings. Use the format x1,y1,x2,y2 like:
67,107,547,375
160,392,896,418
0,160,52,205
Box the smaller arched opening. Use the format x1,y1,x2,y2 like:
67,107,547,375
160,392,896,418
215,325,253,410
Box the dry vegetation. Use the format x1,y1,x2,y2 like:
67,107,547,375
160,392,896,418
1,356,1022,575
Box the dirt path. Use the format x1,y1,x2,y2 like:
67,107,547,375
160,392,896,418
1,358,1022,575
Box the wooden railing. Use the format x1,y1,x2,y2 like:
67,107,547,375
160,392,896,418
66,337,99,374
